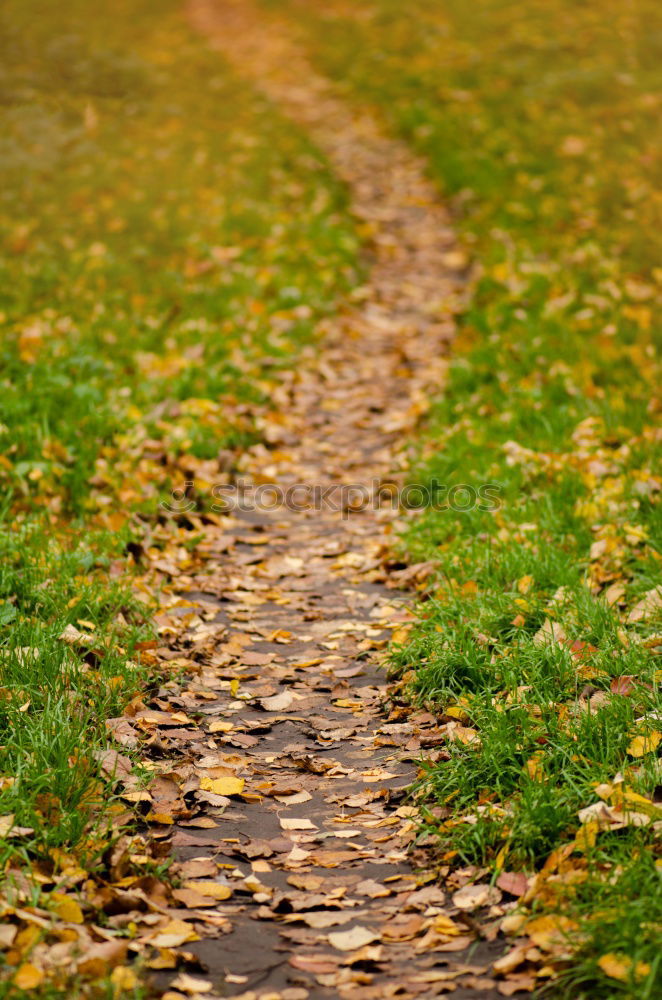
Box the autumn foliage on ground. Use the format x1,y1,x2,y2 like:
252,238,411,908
0,0,660,997
273,0,662,995
0,0,358,994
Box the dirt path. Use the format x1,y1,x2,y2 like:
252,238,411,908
143,2,507,996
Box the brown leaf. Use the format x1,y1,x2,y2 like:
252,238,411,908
76,940,129,979
496,872,529,897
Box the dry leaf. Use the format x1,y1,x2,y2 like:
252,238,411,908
170,972,215,994
259,690,294,711
452,883,502,911
13,964,45,990
50,893,84,924
526,914,577,951
627,731,661,757
327,926,380,951
182,881,232,900
597,952,651,983
199,775,245,796
280,817,317,830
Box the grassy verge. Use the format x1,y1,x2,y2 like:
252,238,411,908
0,0,358,992
268,0,662,995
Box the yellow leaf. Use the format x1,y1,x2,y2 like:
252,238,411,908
110,966,139,992
447,725,481,747
14,925,41,953
51,892,84,924
517,575,534,594
621,790,661,819
501,912,528,935
13,964,44,989
627,731,661,758
0,814,15,837
146,812,175,825
432,915,461,936
523,752,544,781
182,880,232,900
208,720,233,733
598,952,651,983
574,818,598,851
199,775,245,796
445,705,469,721
527,914,577,951
495,844,510,869
149,919,200,948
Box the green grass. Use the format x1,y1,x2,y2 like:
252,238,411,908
1,0,358,517
0,0,360,992
266,0,662,995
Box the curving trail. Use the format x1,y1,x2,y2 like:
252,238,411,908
149,1,506,996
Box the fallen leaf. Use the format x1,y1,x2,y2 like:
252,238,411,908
327,926,380,951
274,790,312,805
172,887,219,908
497,974,536,995
280,817,317,830
76,940,129,978
150,919,200,948
447,724,481,747
259,690,294,711
496,872,529,897
452,883,502,911
208,720,234,733
59,623,94,645
13,964,44,990
533,620,567,646
109,967,139,991
526,914,577,951
50,892,84,924
170,972,215,994
199,775,245,796
355,879,390,898
182,880,232,900
289,911,356,929
627,731,661,757
611,675,637,695
627,586,662,622
493,944,529,976
597,952,651,983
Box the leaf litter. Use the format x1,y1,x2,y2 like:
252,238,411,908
0,0,558,996
95,3,518,996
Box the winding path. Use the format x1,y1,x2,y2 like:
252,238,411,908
153,2,506,996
